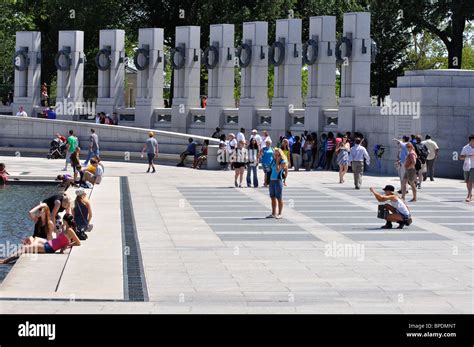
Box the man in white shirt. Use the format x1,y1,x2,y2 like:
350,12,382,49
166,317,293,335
421,135,439,181
16,106,28,117
236,128,246,144
250,129,262,149
460,134,474,202
349,137,370,190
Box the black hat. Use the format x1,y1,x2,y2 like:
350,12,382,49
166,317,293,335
382,185,395,192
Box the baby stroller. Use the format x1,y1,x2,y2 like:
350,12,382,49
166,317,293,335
47,138,67,159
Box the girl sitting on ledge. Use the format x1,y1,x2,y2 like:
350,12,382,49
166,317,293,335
0,163,9,186
0,214,81,264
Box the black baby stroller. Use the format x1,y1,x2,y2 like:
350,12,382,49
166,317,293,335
47,138,67,159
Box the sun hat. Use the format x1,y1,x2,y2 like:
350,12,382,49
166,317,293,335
75,188,87,196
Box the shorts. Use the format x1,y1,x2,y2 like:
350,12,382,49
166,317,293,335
404,168,417,183
464,168,474,183
43,242,55,253
147,153,155,164
233,162,246,169
269,179,283,200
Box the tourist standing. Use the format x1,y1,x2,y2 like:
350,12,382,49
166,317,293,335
70,146,81,181
414,135,429,188
250,129,263,150
394,136,410,194
402,142,418,202
336,135,351,183
218,134,228,170
63,130,78,171
303,135,314,171
291,136,302,171
260,139,274,187
317,133,327,169
226,133,237,165
142,132,159,173
460,134,474,202
262,130,272,145
324,132,336,170
16,106,27,117
267,148,288,219
246,137,259,187
41,83,48,106
349,137,370,190
422,135,439,181
237,128,246,144
232,140,248,188
83,129,100,166
310,132,318,169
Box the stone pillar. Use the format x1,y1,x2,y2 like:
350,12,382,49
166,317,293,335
238,21,268,132
338,12,371,132
55,31,85,120
204,24,235,136
304,16,337,133
12,31,41,117
171,26,201,134
135,28,165,128
96,29,125,116
270,18,302,136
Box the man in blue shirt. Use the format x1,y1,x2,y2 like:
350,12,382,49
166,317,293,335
177,138,197,167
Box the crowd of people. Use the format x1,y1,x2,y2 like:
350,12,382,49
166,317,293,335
54,128,104,188
212,127,371,190
0,127,101,264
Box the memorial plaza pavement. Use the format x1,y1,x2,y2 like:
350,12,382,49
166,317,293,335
0,156,472,314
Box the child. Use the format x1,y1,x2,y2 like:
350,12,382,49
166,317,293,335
0,163,10,185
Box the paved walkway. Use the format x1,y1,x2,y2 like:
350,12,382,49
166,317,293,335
0,156,472,313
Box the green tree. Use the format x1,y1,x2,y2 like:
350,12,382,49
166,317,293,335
398,0,474,68
0,1,34,98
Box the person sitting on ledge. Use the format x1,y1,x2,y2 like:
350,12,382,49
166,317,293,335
370,185,412,229
42,193,72,224
83,158,103,185
72,188,93,233
0,163,10,185
0,214,81,264
177,138,196,167
28,203,55,240
193,140,209,169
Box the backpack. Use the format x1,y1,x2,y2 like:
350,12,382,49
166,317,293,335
415,143,428,164
270,159,284,180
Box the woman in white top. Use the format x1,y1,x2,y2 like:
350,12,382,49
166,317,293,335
232,140,248,188
370,185,412,229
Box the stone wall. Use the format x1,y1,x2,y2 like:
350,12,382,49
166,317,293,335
0,115,220,168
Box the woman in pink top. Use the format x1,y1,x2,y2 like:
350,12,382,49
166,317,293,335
0,214,81,264
402,142,418,202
